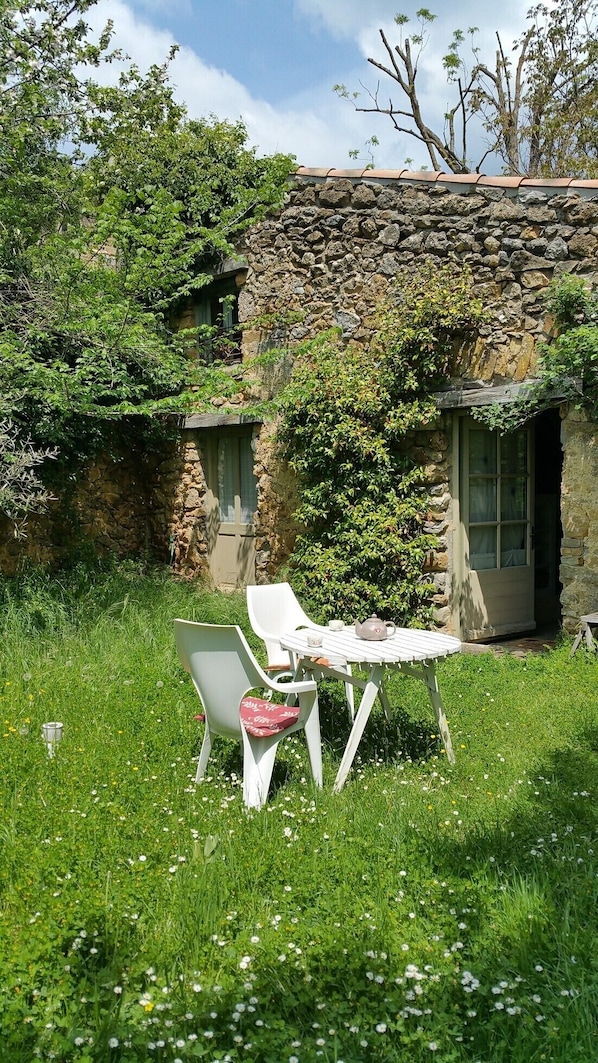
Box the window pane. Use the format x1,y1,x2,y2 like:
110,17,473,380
501,477,527,521
217,439,236,523
239,437,257,524
501,432,527,474
470,526,497,570
501,524,527,567
469,430,497,474
469,478,497,523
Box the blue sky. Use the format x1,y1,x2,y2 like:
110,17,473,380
91,0,534,170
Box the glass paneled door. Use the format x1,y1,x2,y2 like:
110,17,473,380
457,418,534,640
204,430,257,588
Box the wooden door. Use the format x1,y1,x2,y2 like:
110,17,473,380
205,431,257,589
456,418,534,640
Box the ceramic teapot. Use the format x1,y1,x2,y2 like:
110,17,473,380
355,615,396,641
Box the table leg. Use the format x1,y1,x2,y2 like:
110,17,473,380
378,680,392,722
421,661,455,765
333,664,384,793
570,627,584,657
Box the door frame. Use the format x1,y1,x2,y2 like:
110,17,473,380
451,413,536,641
203,425,258,590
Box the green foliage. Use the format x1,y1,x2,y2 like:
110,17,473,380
0,0,292,520
0,421,57,537
82,61,293,310
0,570,596,1061
474,274,598,433
278,263,485,622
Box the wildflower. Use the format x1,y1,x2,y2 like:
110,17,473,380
375,1023,387,1033
108,1038,119,1048
428,1045,438,1052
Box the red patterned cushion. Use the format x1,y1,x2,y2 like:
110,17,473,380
240,696,301,738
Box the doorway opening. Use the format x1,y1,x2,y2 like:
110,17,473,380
455,407,562,641
533,408,562,631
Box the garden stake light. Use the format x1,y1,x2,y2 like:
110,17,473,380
41,721,63,758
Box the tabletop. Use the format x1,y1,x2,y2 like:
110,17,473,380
279,626,461,666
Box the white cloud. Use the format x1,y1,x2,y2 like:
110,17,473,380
88,0,391,167
294,0,395,39
86,0,534,172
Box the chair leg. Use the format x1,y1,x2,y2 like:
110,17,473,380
194,728,213,783
300,690,323,788
242,732,279,810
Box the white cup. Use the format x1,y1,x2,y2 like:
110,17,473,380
328,620,343,632
306,632,323,648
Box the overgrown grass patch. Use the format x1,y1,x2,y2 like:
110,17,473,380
0,565,596,1061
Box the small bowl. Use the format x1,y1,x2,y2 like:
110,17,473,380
328,620,344,632
306,632,323,648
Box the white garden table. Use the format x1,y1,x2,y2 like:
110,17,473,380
279,626,461,792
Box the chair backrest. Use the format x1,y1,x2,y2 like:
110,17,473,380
174,620,270,739
246,583,313,668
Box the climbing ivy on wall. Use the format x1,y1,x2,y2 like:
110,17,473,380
277,260,485,623
473,274,598,434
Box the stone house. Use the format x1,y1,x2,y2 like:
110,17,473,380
169,168,598,642
4,167,598,642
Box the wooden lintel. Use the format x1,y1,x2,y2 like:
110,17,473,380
434,381,537,409
184,412,262,429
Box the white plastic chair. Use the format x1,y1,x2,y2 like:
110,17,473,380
246,582,355,720
174,619,322,810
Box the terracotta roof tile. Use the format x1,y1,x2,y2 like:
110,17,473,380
292,168,598,192
520,177,573,187
441,173,484,184
327,167,368,178
478,175,524,187
364,168,409,179
399,169,443,182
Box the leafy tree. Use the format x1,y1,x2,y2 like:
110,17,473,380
0,421,57,538
81,60,293,311
0,0,292,525
335,2,598,177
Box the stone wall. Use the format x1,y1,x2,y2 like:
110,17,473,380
6,168,598,633
0,447,163,575
560,407,598,630
241,171,598,380
236,169,598,629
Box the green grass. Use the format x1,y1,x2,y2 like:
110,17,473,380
0,563,596,1062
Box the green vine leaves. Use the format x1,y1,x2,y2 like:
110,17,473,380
473,274,598,433
277,261,485,623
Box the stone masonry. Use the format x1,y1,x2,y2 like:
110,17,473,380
236,169,598,632
5,168,598,635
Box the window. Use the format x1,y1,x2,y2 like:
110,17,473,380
466,427,530,571
195,277,241,365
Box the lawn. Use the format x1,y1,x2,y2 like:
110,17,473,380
0,564,596,1063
